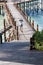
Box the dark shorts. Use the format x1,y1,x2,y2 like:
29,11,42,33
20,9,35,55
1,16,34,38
21,24,23,27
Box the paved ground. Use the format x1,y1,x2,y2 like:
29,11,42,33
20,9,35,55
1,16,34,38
0,42,43,65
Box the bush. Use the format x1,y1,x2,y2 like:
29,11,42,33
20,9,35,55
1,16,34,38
32,30,43,50
32,31,41,43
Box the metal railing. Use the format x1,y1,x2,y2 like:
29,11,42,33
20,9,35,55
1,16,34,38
16,3,39,31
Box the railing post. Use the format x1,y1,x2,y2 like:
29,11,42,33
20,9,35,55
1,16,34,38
0,6,1,15
36,24,39,31
0,33,2,44
1,5,3,15
32,20,34,29
20,3,21,10
4,19,6,42
12,30,14,40
15,21,16,29
17,3,18,8
27,16,28,22
2,5,5,16
24,1,25,13
17,26,19,40
29,17,31,25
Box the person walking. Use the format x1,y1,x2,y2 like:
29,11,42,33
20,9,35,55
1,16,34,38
19,19,23,32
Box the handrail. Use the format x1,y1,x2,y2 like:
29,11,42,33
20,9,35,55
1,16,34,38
0,26,12,34
15,0,31,4
14,4,35,31
3,2,17,41
4,3,16,28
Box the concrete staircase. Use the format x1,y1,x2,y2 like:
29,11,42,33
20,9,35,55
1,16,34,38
6,2,34,41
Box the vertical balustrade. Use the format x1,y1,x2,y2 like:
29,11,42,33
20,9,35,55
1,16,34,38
17,26,19,40
36,24,39,31
0,33,2,44
1,5,3,15
32,20,34,29
0,6,1,15
29,17,31,25
27,15,28,22
15,21,16,29
4,19,6,42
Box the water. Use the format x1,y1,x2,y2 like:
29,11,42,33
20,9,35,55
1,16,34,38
0,15,10,42
26,9,43,31
31,14,43,31
0,15,4,30
0,15,4,42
